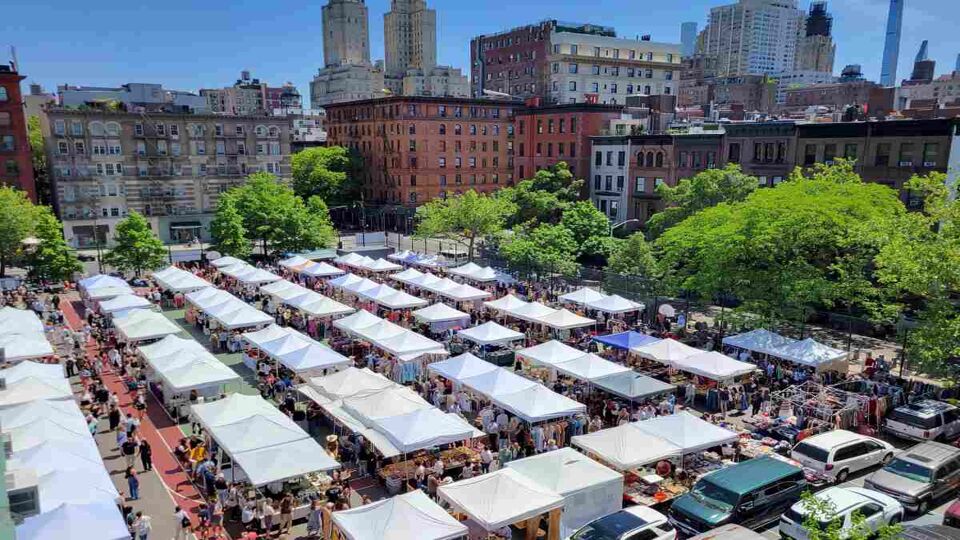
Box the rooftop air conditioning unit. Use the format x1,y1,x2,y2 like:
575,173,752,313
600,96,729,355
899,161,912,167
6,467,40,522
923,161,937,167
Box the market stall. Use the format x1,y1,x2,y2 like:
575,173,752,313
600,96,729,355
593,331,661,351
590,371,676,401
390,267,425,285
559,287,606,305
241,325,351,377
112,310,183,343
210,255,245,268
775,338,849,373
457,321,524,347
299,261,346,278
483,294,528,314
440,283,491,303
428,353,497,382
138,335,241,418
0,376,73,408
668,351,757,382
505,302,556,323
438,468,565,540
585,294,644,314
152,266,211,293
631,338,700,364
359,284,428,309
98,294,154,318
279,255,312,270
261,280,311,303
190,394,340,517
535,309,596,331
220,263,282,285
331,490,468,540
78,274,133,302
362,258,403,273
412,303,471,332
506,448,623,538
0,321,54,363
332,310,448,381
284,290,355,319
16,500,130,540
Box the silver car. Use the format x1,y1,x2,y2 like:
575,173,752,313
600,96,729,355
864,441,960,514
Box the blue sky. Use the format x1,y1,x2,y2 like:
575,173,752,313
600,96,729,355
3,0,958,97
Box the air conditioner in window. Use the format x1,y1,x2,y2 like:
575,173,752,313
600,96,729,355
7,467,40,522
923,161,937,167
1,433,11,458
899,161,913,167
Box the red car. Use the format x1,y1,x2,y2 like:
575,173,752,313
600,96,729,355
944,499,960,528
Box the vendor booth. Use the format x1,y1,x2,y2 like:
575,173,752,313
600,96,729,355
506,448,623,538
439,468,565,540
152,266,211,293
112,310,182,343
211,256,245,268
590,371,676,401
559,287,605,305
284,291,355,319
0,376,73,408
138,335,241,418
220,263,282,285
413,303,471,332
16,500,130,540
190,394,340,518
331,490,468,540
631,338,700,364
242,325,351,377
78,274,133,302
0,308,53,364
484,294,528,313
299,261,346,278
98,294,154,318
722,330,849,373
457,321,524,347
585,294,643,314
593,331,661,351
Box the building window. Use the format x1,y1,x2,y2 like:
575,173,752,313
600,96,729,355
74,141,85,154
923,143,940,165
706,152,716,168
454,124,462,136
728,143,740,163
568,81,577,91
616,176,624,192
679,151,688,167
635,177,646,193
439,124,446,135
594,175,601,191
875,143,891,166
823,144,837,163
898,143,915,166
56,140,67,154
156,123,165,136
844,144,858,161
4,160,17,175
617,151,626,167
0,87,8,102
803,144,817,166
655,152,664,167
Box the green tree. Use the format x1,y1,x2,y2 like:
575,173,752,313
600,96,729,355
647,163,758,237
656,163,908,328
414,190,514,261
796,491,901,540
0,187,37,277
227,172,336,256
291,146,359,205
103,211,167,276
305,196,338,248
499,223,579,277
27,206,82,282
608,232,658,278
559,200,617,258
497,162,584,226
209,195,251,259
27,116,52,205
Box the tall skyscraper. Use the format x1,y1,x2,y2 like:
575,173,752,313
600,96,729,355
880,0,904,86
322,0,371,67
384,0,437,77
795,2,836,73
697,0,805,78
910,40,935,82
680,22,698,58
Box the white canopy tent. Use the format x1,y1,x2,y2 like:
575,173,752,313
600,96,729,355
0,399,83,431
457,321,524,346
495,385,586,422
0,307,44,334
774,338,848,371
549,354,631,382
534,308,596,330
0,376,73,408
438,468,565,531
422,277,460,295
138,335,240,393
412,303,471,325
190,394,339,486
307,367,396,401
8,417,92,453
0,333,55,363
328,272,366,290
460,368,537,397
332,490,468,540
36,467,119,513
11,439,103,477
631,338,701,364
210,256,245,268
0,361,64,384
363,258,403,272
448,262,483,278
483,294,528,313
559,287,606,305
98,294,153,316
505,302,557,322
152,266,211,293
334,252,366,267
669,351,758,381
231,265,282,285
359,284,428,309
339,277,381,297
261,280,310,302
284,291,355,318
506,448,623,538
299,261,346,278
205,301,273,330
377,331,448,361
279,255,311,269
591,372,676,400
465,266,500,283
374,408,482,454
405,272,445,290
243,327,351,375
78,274,133,300
585,294,644,314
517,340,587,367
633,412,739,453
185,287,236,312
16,501,130,540
721,328,796,356
390,267,425,284
112,310,182,342
296,385,404,459
342,386,432,428
440,283,491,302
240,324,290,348
427,353,497,381
571,423,683,471
332,310,382,336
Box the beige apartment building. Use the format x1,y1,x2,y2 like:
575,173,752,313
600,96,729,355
43,109,292,248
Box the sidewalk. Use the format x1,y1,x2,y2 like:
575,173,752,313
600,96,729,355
60,295,206,538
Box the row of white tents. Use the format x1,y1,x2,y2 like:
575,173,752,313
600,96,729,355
333,310,448,363
428,353,585,423
334,252,404,273
0,307,53,363
243,325,352,376
390,269,492,302
186,288,273,330
484,294,596,331
278,255,345,278
152,266,212,293
330,273,430,309
219,262,283,286
78,274,133,302
559,286,645,315
260,279,356,318
0,361,130,540
632,338,759,382
298,367,482,459
190,393,340,486
138,334,241,401
722,328,849,372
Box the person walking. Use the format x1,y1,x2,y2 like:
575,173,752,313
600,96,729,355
133,511,152,540
121,437,138,469
125,467,140,501
173,506,190,540
306,499,323,538
139,439,153,471
278,492,294,534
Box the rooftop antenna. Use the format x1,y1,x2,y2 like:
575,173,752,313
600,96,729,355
9,45,18,71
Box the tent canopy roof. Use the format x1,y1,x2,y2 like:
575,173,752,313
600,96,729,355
517,340,587,367
438,468,564,530
457,321,524,345
631,338,700,364
412,303,470,323
506,447,622,496
483,294,528,312
559,287,606,305
495,385,586,422
332,490,468,540
112,310,183,342
670,351,757,381
591,371,676,400
594,332,660,351
299,261,345,277
585,294,643,314
633,412,739,453
571,423,682,471
428,353,498,381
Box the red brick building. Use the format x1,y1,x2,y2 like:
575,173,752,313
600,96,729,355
0,64,36,201
513,102,623,182
324,96,522,207
470,21,554,99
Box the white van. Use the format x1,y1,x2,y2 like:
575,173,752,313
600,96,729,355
885,400,960,442
791,429,895,483
779,487,903,540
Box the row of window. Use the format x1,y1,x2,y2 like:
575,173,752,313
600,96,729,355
436,157,502,169
53,119,281,138
557,80,671,95
57,160,281,179
56,139,281,157
593,175,665,193
518,141,577,158
552,43,676,63
551,63,673,80
330,122,508,139
801,141,940,167
328,104,504,123
518,117,578,136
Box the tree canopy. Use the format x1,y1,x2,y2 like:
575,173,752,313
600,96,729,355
499,223,579,277
0,187,42,277
607,232,658,278
222,172,336,256
27,206,82,282
646,163,758,237
291,146,359,205
103,211,167,276
415,190,514,261
497,162,583,227
559,201,615,258
656,162,910,327
209,195,251,259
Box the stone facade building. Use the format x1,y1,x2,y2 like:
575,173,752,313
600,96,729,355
42,109,291,247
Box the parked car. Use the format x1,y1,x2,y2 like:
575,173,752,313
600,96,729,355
569,506,674,540
943,498,960,528
685,524,765,539
667,457,806,536
791,429,896,483
885,400,960,442
778,486,903,540
898,524,960,539
864,441,960,514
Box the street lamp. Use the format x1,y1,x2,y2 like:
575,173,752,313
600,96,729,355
610,219,640,236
